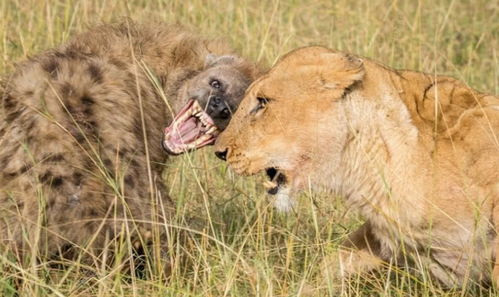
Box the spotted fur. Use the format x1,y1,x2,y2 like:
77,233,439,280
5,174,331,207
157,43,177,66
0,21,254,260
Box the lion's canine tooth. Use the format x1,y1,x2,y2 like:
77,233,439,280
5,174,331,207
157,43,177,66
263,180,278,189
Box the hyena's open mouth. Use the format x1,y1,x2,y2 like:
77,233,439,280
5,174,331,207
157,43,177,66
263,168,287,195
162,99,219,155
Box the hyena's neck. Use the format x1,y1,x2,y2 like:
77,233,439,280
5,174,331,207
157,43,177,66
335,94,429,229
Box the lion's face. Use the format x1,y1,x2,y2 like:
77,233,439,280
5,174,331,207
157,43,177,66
215,46,365,194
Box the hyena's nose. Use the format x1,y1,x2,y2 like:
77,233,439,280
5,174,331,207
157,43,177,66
215,148,228,161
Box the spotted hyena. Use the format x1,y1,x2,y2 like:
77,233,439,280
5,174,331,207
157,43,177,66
0,21,258,263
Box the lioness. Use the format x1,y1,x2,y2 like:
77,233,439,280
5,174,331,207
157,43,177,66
215,46,499,286
0,21,257,263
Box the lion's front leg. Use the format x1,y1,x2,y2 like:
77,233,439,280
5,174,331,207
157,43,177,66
339,222,384,275
323,222,384,280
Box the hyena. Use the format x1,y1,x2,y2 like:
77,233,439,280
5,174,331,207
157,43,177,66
0,21,257,266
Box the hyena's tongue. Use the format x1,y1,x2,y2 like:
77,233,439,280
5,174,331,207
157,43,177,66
162,99,219,155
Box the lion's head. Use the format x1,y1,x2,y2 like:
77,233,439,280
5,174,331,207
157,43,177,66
214,46,365,199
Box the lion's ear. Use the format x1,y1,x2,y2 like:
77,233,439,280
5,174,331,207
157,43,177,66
315,52,365,96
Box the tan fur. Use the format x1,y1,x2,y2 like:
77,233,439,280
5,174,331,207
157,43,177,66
216,46,499,286
0,21,255,261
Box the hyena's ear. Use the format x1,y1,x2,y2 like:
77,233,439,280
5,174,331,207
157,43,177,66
204,54,240,67
205,54,260,80
315,52,365,97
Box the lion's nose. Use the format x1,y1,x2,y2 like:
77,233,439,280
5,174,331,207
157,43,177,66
215,148,228,161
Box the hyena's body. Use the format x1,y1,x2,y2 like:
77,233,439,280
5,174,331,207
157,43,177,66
0,22,239,258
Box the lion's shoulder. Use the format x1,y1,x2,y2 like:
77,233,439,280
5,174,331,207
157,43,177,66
393,70,499,138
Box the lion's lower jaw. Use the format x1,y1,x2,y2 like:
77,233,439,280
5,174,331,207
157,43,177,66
271,187,295,212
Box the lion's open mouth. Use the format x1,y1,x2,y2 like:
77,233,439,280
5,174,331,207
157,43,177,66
263,168,287,195
162,99,219,155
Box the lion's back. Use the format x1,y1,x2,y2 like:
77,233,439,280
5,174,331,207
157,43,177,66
394,69,499,187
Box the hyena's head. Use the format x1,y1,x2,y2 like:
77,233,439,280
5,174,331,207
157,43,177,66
162,54,258,155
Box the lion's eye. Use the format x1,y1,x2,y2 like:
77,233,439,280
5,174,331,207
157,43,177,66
257,97,269,107
251,97,270,114
210,79,221,89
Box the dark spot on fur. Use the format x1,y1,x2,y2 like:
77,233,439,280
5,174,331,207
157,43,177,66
133,118,143,137
73,172,83,185
24,90,34,96
87,64,103,84
5,110,21,123
155,48,163,58
47,198,57,208
124,175,135,188
66,103,75,114
26,119,36,131
103,159,113,171
5,172,18,179
140,89,149,101
60,83,74,96
65,49,79,59
53,51,66,58
39,171,52,183
41,59,60,78
81,95,95,106
118,149,130,157
51,177,64,188
19,164,31,174
130,159,139,168
72,130,85,142
45,154,64,163
3,94,16,110
86,120,97,131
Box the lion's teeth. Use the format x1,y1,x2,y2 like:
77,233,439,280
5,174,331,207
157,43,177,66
263,180,278,189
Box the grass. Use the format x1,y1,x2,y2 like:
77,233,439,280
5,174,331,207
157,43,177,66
0,0,498,296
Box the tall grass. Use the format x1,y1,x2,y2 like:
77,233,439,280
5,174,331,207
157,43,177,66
0,0,498,296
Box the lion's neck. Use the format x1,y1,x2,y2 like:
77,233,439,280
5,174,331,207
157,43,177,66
332,93,430,229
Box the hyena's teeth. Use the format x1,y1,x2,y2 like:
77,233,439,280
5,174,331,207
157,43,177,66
200,115,212,126
263,180,278,189
193,134,211,145
206,126,217,135
192,100,202,112
175,109,192,125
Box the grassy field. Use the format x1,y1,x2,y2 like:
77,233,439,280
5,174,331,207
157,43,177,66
1,0,498,296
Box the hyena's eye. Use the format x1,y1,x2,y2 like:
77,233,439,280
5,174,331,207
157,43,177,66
210,79,221,89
